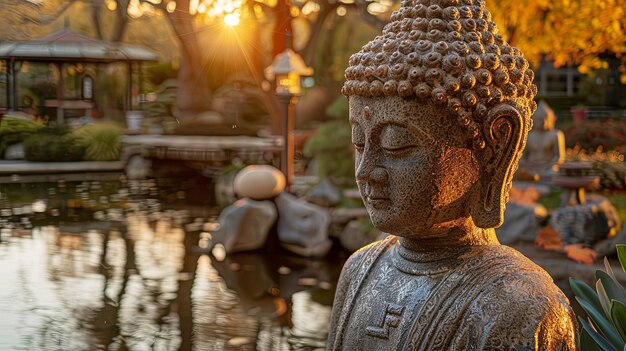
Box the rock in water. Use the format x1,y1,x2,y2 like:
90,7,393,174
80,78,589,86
211,198,277,254
275,192,332,257
306,178,341,207
234,165,286,200
125,154,151,180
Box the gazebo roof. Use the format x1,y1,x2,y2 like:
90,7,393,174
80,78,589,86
0,28,158,63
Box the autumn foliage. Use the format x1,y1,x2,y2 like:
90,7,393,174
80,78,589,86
488,0,626,71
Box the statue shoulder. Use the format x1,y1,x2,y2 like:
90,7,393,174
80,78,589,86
470,273,576,349
328,235,397,348
332,235,397,308
464,246,577,350
480,246,570,305
341,235,397,276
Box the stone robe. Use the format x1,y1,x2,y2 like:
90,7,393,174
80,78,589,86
327,236,576,350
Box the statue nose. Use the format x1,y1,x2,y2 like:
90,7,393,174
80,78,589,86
356,163,388,183
370,167,389,182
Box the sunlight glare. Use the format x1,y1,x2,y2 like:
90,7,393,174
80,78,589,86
166,1,176,12
224,13,240,26
105,0,117,10
367,2,388,15
141,2,155,16
128,0,144,18
189,0,199,15
302,1,321,15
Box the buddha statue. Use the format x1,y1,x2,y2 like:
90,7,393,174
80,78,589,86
327,0,576,349
520,100,566,178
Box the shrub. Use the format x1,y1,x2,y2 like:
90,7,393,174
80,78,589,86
303,97,354,181
565,120,626,153
0,116,42,157
566,146,626,190
73,122,123,161
23,132,85,162
570,244,626,350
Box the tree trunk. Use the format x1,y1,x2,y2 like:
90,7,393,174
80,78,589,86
301,3,336,63
273,0,293,56
165,0,212,121
111,0,130,42
91,0,104,40
240,16,282,134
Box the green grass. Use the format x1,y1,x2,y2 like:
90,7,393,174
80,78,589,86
604,192,626,225
537,189,564,211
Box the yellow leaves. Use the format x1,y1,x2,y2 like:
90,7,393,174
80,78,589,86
489,0,626,69
579,57,610,75
254,0,277,7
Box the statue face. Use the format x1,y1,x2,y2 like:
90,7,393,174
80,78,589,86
532,103,556,131
350,96,481,237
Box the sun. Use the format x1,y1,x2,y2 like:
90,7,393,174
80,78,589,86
223,13,240,27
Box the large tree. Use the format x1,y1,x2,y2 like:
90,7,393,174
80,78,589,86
2,0,394,130
5,0,626,128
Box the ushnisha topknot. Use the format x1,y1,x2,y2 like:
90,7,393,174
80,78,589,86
343,0,538,149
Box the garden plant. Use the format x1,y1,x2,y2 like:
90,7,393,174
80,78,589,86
570,244,626,350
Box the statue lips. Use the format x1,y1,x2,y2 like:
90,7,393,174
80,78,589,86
367,198,390,209
363,191,390,209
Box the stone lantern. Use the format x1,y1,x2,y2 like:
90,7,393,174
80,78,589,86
265,47,313,190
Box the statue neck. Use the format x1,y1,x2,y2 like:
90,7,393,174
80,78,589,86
396,218,499,261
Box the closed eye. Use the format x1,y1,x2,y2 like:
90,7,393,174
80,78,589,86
383,145,417,155
353,143,365,152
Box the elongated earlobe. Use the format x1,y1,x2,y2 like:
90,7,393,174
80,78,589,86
471,104,527,228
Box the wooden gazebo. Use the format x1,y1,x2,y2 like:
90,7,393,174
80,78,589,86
0,28,158,123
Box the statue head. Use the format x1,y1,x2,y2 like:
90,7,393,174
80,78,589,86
344,0,537,234
532,100,556,131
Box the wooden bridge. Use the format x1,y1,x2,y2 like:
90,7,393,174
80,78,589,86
122,135,283,175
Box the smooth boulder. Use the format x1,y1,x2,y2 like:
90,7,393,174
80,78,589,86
125,154,152,180
275,192,332,257
211,198,277,254
550,195,620,247
234,165,285,200
306,178,341,207
340,219,386,252
496,203,548,245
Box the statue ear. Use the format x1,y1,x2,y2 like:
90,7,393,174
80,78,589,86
471,103,527,228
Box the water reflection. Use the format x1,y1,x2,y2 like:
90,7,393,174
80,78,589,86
0,178,344,350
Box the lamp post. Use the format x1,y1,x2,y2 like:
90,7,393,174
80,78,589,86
266,47,313,191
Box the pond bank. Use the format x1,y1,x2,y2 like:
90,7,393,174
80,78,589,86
0,160,125,175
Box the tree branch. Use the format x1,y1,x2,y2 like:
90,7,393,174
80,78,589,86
91,0,104,39
301,2,337,62
349,0,390,30
111,0,130,42
18,0,82,26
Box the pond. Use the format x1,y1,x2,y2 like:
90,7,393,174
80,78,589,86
0,174,344,351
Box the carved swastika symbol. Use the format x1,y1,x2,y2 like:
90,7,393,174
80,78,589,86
365,303,405,339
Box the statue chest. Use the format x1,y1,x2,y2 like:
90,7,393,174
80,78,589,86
526,131,559,160
340,258,445,351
